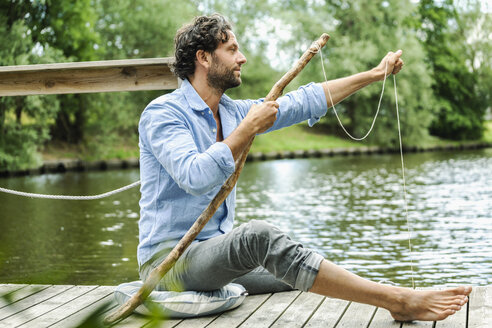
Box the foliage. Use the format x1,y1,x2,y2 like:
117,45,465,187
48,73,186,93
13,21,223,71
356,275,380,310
24,0,101,143
0,0,101,150
484,121,492,143
417,0,489,140
269,0,436,148
1,0,491,171
0,13,63,170
0,0,196,170
79,0,197,157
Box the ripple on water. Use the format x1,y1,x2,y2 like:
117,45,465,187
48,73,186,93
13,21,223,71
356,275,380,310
0,151,490,286
236,151,492,286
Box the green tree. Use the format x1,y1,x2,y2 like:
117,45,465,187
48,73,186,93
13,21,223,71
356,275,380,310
79,0,197,158
26,0,100,143
1,0,196,169
455,0,492,123
2,0,101,145
417,0,487,140
272,0,436,147
0,0,101,171
0,15,63,170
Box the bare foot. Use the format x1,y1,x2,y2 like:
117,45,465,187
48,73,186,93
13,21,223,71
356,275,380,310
389,286,472,322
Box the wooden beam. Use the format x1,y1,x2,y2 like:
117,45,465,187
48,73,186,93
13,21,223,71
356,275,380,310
0,57,179,96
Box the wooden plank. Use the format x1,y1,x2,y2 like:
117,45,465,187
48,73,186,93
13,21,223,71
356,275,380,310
0,58,174,72
23,285,113,327
0,285,486,328
0,285,50,310
270,292,325,328
434,301,467,328
0,284,28,297
131,294,275,328
335,302,377,328
468,286,492,328
0,285,70,321
368,307,401,328
140,317,183,328
401,320,434,327
173,314,219,328
49,286,116,328
0,57,178,96
208,293,272,328
304,297,350,328
2,285,96,327
239,291,299,328
111,313,156,328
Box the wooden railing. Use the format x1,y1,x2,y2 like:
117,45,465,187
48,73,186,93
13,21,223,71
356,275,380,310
0,57,179,96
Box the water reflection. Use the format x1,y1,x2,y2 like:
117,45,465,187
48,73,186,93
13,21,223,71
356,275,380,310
0,170,141,286
235,149,492,287
0,149,491,287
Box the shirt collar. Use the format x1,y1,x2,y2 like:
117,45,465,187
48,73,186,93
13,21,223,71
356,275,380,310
182,79,209,112
182,79,235,112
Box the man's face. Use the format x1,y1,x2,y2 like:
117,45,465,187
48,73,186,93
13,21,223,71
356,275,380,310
207,30,247,93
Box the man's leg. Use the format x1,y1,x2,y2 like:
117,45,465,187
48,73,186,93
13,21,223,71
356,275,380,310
232,267,293,294
140,220,323,293
309,260,472,322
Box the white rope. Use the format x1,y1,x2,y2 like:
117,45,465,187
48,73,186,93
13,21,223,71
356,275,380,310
316,43,388,140
316,46,416,289
0,180,140,200
394,75,415,289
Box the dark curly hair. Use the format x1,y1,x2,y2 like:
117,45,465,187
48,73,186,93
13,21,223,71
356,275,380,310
171,14,232,80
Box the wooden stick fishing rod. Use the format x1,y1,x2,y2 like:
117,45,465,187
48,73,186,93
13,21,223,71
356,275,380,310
103,32,330,325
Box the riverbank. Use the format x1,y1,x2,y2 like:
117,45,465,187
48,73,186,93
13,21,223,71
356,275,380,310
1,122,491,177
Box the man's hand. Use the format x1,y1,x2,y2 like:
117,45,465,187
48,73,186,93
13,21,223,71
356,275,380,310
223,101,279,160
243,101,279,134
374,50,404,81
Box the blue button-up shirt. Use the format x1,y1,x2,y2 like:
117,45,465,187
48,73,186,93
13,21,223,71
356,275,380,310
137,79,327,266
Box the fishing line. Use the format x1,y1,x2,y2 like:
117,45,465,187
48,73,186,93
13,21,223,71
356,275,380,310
313,43,416,289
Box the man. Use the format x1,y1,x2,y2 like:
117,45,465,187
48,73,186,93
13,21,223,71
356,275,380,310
138,14,471,322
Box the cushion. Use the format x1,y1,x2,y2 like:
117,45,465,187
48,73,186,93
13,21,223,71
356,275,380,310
114,281,247,318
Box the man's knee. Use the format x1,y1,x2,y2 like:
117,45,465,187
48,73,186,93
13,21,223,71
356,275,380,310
243,220,277,239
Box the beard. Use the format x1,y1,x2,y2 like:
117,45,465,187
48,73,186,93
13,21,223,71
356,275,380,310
207,55,241,94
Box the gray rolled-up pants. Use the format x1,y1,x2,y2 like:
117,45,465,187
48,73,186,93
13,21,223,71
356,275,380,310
139,220,325,294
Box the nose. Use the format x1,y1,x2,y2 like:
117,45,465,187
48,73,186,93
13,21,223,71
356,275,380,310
238,51,247,65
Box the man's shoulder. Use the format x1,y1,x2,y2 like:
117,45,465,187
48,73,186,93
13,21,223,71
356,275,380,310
143,89,188,117
148,88,186,108
220,93,259,114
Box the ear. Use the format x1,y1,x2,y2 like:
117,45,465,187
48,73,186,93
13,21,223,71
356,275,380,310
196,50,213,70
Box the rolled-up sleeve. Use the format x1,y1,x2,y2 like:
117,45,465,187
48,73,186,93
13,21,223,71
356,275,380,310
140,106,235,196
204,142,235,177
269,82,328,131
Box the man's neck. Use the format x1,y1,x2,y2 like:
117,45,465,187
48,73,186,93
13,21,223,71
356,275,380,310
188,76,223,115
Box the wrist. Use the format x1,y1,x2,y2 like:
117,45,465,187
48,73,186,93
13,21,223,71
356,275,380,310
240,117,260,137
370,67,385,81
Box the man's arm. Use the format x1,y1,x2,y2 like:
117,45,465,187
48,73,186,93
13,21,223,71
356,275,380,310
321,50,404,107
222,50,404,161
222,101,279,160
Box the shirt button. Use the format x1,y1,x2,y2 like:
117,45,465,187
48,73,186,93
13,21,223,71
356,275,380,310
201,112,204,115
209,110,212,114
212,128,217,133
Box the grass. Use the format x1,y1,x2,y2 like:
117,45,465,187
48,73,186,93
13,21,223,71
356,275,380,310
41,121,492,162
484,121,492,143
42,140,139,161
250,124,361,153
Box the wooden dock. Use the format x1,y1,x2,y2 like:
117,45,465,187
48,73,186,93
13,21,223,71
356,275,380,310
0,284,490,327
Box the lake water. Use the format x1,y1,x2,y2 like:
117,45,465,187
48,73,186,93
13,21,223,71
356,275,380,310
0,149,491,288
